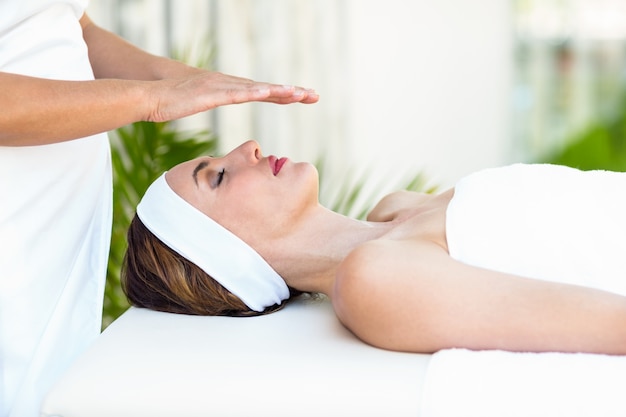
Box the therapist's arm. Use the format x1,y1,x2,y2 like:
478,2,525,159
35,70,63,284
0,14,317,147
79,14,317,105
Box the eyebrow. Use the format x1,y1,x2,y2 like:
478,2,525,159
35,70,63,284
192,161,209,186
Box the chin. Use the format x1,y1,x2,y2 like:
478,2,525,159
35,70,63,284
291,162,320,204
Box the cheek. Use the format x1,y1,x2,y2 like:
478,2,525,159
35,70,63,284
212,164,318,244
211,178,272,237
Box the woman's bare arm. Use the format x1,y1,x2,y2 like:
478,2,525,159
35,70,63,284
0,14,317,146
334,239,626,354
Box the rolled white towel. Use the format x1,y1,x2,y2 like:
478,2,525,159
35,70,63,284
421,348,626,417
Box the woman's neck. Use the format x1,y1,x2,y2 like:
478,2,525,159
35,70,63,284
265,205,393,296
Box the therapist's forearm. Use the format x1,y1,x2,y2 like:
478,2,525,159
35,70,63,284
0,72,150,146
0,15,193,147
1,18,213,146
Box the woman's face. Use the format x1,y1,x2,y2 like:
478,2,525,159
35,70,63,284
165,140,319,248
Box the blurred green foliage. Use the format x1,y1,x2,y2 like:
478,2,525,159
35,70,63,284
542,98,626,171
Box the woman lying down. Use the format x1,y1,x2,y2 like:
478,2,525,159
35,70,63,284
122,140,626,355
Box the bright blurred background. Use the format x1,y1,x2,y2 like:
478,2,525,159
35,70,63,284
87,0,626,326
89,0,626,184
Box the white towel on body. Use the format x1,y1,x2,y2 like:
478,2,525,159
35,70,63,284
422,164,626,417
446,163,626,295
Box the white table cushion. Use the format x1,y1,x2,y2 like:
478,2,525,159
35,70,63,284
42,297,431,417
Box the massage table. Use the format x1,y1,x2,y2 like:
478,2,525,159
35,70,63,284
42,294,626,417
41,297,431,417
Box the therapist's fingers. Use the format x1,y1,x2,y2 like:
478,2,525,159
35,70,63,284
217,81,319,104
256,84,320,104
194,72,318,105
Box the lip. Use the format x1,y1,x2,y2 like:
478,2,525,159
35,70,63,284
269,155,288,175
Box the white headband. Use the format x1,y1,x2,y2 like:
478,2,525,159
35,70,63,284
136,173,290,312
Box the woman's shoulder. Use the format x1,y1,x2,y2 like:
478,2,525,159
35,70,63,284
333,240,396,307
332,239,452,351
333,239,442,312
336,240,393,284
332,240,398,345
334,238,443,295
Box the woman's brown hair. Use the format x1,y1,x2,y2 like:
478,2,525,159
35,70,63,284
121,214,304,317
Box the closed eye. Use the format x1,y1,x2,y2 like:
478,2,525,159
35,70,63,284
215,168,225,187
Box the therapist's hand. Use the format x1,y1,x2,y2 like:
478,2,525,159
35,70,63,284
144,71,319,123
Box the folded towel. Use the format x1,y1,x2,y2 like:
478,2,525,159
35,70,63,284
421,348,626,417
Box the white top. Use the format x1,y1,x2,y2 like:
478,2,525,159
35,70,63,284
0,2,112,417
446,163,626,296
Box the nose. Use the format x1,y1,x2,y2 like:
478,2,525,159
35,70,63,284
233,140,261,163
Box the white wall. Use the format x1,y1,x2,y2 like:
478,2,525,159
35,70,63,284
89,0,514,198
